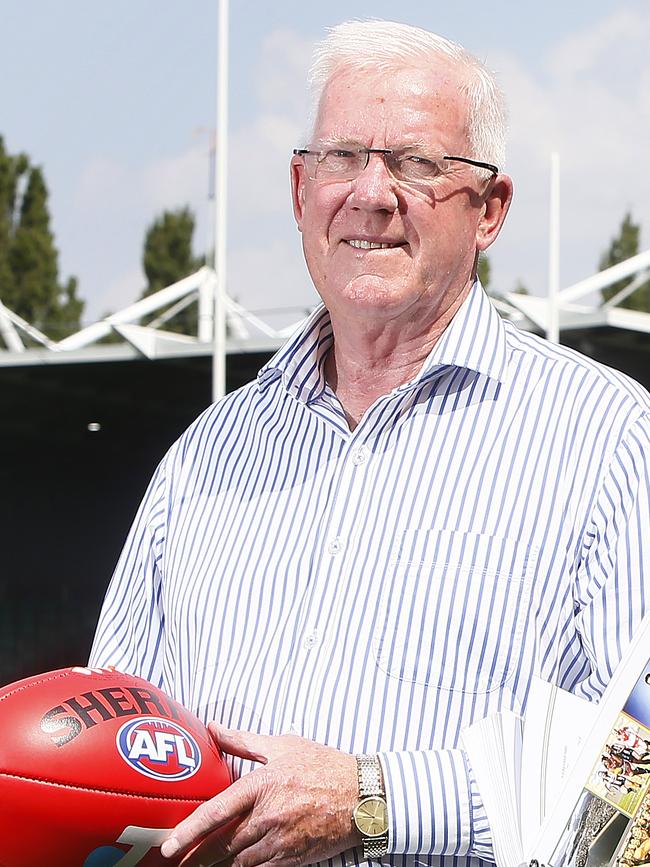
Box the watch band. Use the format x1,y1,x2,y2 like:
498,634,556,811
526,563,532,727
355,754,389,860
357,753,384,797
363,837,390,860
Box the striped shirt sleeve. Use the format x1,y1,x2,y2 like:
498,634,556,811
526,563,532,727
379,749,472,856
89,456,169,685
573,412,650,699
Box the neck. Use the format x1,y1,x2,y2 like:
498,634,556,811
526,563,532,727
325,284,471,429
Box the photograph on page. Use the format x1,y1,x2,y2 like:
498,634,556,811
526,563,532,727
586,713,650,817
546,689,650,867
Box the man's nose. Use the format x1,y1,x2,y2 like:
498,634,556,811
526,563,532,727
347,153,399,212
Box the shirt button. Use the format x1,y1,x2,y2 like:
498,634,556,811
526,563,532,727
352,445,370,466
327,537,343,555
303,631,319,649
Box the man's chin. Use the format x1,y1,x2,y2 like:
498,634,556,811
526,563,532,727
324,277,418,319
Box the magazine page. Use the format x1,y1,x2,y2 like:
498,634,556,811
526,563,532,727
462,709,524,867
520,677,598,845
532,613,650,867
462,678,596,867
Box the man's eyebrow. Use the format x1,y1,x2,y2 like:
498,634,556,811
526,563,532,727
394,139,430,151
311,138,433,151
313,138,365,149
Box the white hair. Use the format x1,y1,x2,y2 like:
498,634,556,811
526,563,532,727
307,20,507,170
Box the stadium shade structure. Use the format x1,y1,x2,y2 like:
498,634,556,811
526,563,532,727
0,251,649,369
0,266,295,367
496,248,650,338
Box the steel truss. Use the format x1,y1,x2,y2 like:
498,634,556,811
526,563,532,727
1,253,649,367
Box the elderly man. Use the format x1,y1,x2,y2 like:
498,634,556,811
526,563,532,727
90,19,650,867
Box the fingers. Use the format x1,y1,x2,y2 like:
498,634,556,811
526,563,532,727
164,731,358,866
179,832,301,867
177,819,260,867
225,834,283,867
162,778,256,859
208,722,272,764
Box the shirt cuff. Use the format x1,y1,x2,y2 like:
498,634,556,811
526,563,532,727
377,749,494,859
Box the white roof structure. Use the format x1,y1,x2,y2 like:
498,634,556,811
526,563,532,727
495,248,650,337
0,266,294,367
0,252,649,368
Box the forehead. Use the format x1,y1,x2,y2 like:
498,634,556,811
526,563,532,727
313,62,470,150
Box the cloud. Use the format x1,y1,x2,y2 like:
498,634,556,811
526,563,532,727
76,145,210,224
142,142,210,213
72,146,212,322
228,29,311,224
228,237,319,331
73,27,312,323
488,4,650,295
228,114,299,221
549,7,646,79
96,265,144,318
256,29,313,122
76,156,131,205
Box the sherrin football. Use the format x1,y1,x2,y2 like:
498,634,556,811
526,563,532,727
0,667,231,867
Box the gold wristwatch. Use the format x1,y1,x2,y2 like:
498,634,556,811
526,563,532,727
353,754,389,860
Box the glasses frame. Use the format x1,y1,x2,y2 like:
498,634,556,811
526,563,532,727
292,147,499,183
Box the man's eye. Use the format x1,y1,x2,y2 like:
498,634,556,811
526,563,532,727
399,155,442,177
318,150,360,174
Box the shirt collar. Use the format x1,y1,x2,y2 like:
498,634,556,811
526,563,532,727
257,305,333,401
257,281,508,401
413,281,508,385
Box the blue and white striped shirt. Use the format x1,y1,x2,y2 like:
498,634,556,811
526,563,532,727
90,283,650,867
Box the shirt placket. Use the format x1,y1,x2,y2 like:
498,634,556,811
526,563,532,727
280,424,376,740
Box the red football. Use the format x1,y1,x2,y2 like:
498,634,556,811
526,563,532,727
0,667,231,867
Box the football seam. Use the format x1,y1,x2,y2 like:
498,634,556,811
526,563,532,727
0,669,85,702
0,772,208,802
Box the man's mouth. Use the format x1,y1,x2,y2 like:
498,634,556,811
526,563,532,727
346,239,404,250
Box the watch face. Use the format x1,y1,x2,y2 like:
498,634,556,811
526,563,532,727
354,796,388,837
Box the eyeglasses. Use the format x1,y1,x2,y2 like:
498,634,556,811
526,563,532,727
293,147,499,185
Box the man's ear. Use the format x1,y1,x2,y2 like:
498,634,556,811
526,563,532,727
290,157,306,230
476,174,513,252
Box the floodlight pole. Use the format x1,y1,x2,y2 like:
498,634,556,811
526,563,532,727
547,151,560,343
212,0,229,401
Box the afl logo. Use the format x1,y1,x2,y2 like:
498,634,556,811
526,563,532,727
116,716,201,781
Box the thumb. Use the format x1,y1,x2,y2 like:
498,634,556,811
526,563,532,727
208,722,270,764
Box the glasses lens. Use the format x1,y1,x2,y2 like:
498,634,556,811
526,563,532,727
387,154,452,184
315,149,366,180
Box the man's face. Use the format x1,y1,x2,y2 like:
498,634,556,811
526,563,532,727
291,63,512,327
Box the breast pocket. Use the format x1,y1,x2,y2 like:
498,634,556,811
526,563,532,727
372,529,537,693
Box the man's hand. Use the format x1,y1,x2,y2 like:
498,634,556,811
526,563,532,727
161,724,362,867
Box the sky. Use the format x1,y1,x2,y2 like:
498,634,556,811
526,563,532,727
1,0,649,328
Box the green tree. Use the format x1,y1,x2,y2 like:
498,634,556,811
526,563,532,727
0,136,83,340
0,138,29,301
478,253,529,301
141,207,203,335
477,252,490,289
599,212,650,312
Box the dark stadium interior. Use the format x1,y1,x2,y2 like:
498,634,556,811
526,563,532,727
1,329,648,688
0,351,271,687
